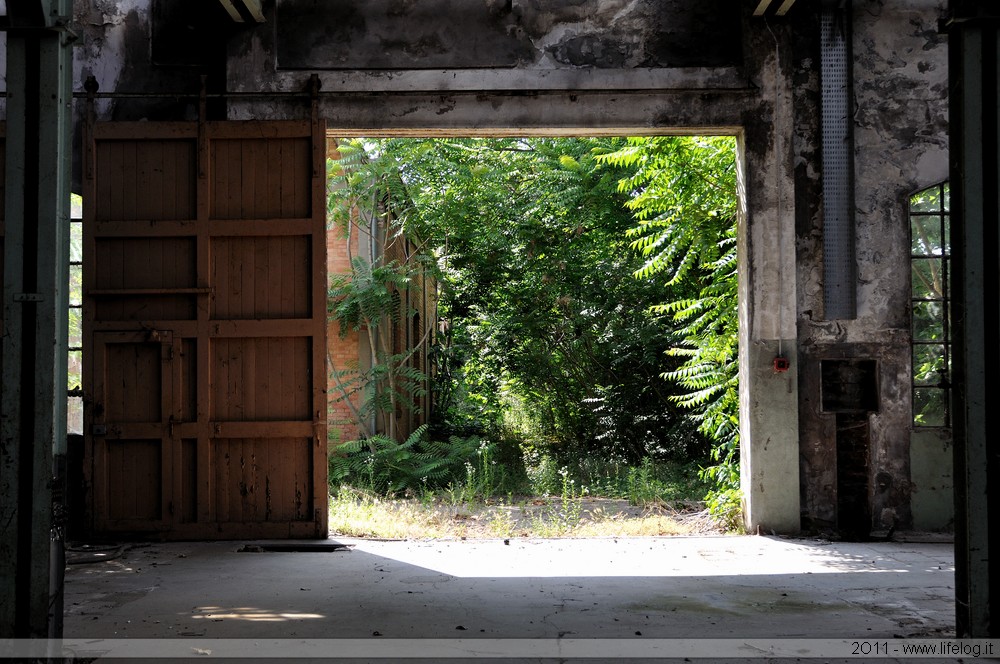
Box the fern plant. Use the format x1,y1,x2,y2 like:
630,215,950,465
596,136,741,520
329,424,488,496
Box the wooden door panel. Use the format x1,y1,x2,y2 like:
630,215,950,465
211,337,311,421
210,137,311,219
84,120,327,539
105,440,163,521
178,439,198,523
211,236,311,319
102,342,163,422
95,237,198,290
93,295,197,323
94,139,196,221
211,437,313,523
90,332,172,532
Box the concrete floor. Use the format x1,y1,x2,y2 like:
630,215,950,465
60,534,960,662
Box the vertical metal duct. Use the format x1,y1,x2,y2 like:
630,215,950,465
821,1,857,319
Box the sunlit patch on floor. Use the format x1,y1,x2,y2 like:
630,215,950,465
191,606,325,622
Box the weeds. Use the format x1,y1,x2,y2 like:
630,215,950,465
627,458,658,506
328,486,705,539
329,432,735,535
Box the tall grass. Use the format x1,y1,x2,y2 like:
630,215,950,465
328,428,727,537
328,487,699,539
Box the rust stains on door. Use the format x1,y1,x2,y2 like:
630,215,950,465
83,120,328,539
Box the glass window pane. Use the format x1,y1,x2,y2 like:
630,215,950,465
912,258,943,299
910,214,943,256
913,301,945,341
70,221,83,263
913,387,947,427
69,264,83,307
911,188,942,213
68,350,82,391
942,182,950,213
67,396,83,436
68,306,82,349
913,344,946,386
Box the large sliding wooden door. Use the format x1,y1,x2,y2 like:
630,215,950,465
83,120,327,539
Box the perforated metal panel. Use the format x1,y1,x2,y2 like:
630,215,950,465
821,9,857,319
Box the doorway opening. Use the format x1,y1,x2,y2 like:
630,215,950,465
323,135,741,538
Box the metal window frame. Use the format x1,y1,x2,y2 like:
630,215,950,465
910,181,951,427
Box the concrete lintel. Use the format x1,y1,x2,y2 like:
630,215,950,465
230,65,751,95
227,91,751,131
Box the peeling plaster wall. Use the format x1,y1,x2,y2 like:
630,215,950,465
797,1,950,533
67,1,234,190
273,0,741,70
71,0,231,115
73,1,136,118
222,0,752,129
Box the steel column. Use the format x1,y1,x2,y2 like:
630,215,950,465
0,0,74,639
949,2,1000,638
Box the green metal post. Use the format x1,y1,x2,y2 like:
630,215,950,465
949,1,1000,638
0,0,74,639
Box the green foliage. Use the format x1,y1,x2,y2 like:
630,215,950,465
704,478,744,533
326,143,438,443
329,425,482,496
328,136,741,528
329,256,411,334
626,458,661,506
345,137,706,464
448,439,503,503
597,136,740,522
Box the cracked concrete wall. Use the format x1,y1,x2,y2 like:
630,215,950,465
273,0,741,70
796,0,950,533
63,1,234,190
4,0,952,535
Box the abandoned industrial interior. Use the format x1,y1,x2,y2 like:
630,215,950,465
1,0,999,657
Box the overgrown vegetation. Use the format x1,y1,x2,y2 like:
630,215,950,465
596,136,741,526
326,136,740,533
328,487,702,539
326,144,437,443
